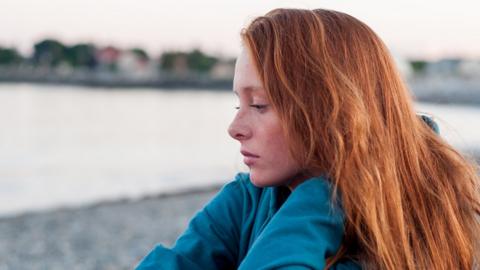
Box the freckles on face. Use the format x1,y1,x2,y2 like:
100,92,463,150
228,47,301,187
251,114,300,186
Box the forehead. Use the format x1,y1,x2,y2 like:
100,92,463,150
233,48,264,96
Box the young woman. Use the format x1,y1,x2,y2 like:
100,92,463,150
136,8,480,269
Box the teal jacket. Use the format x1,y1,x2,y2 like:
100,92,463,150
135,173,361,269
135,115,440,269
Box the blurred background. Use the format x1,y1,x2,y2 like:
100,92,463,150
0,0,479,269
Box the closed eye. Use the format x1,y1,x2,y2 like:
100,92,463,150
249,104,268,110
234,104,269,111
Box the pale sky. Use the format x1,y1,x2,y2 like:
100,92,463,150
1,0,479,60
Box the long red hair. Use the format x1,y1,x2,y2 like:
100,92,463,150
241,8,480,269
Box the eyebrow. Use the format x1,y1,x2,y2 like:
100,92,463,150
233,86,263,95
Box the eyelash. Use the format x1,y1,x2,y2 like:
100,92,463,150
235,104,268,111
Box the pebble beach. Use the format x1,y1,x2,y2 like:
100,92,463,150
0,184,222,270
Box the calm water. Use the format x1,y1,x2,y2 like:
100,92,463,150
0,83,479,216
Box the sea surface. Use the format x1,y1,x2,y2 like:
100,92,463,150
0,83,478,216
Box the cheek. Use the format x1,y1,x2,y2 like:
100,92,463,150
271,138,296,167
250,136,299,187
261,124,297,167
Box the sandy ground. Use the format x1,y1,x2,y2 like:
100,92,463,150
0,185,223,270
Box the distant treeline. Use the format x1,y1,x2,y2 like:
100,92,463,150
1,39,479,88
0,39,234,74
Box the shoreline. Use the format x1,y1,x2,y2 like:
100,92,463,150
1,149,478,220
0,182,225,221
1,76,480,106
0,76,233,91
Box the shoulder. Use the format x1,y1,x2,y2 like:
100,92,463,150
418,113,440,134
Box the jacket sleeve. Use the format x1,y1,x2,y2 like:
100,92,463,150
238,176,361,270
135,175,245,270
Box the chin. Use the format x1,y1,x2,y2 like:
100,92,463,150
249,170,268,187
249,170,288,188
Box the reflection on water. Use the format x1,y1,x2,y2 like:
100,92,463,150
0,83,478,216
0,84,246,216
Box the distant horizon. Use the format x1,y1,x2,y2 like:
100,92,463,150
2,37,478,62
1,0,479,60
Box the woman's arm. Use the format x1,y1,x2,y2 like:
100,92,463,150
135,174,246,270
238,176,361,269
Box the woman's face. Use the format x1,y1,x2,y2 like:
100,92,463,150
228,48,301,187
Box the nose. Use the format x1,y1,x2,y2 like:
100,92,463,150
228,113,251,141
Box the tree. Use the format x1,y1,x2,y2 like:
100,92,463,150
33,39,66,67
186,49,218,72
64,43,97,69
159,51,187,71
0,47,22,65
410,60,428,74
159,49,219,73
130,48,149,62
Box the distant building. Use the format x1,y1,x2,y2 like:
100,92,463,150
171,55,189,76
458,60,480,78
425,58,462,77
209,59,235,80
117,51,157,80
96,46,121,71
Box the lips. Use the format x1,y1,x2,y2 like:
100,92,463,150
241,150,260,158
241,150,260,166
